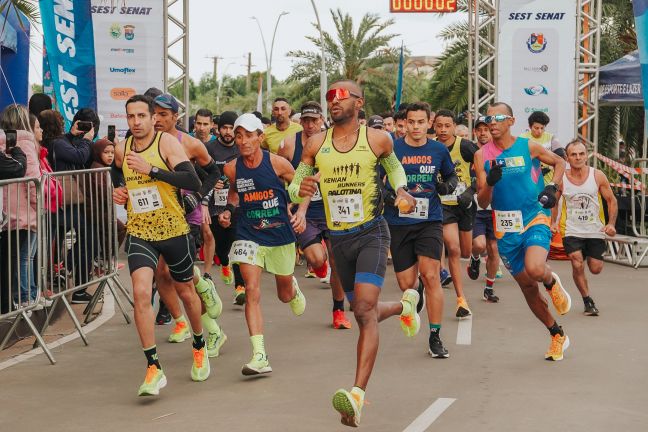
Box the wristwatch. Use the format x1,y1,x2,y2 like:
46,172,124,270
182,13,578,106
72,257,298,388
150,166,159,177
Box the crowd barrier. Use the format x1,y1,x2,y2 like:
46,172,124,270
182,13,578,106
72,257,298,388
0,168,132,364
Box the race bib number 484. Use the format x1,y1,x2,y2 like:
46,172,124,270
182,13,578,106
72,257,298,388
229,240,259,265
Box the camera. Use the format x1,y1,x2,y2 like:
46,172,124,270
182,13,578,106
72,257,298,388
5,129,17,151
77,121,93,133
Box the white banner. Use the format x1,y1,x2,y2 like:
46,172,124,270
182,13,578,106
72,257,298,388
91,2,165,137
497,0,578,143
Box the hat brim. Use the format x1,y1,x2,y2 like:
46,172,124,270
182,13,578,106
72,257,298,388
301,113,322,119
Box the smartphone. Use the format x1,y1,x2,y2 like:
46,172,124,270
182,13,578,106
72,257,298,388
77,121,93,133
107,125,116,142
5,129,17,150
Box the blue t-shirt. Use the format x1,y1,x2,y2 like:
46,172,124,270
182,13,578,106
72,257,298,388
384,138,455,225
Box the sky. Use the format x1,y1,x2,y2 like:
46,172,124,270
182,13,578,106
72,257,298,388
28,0,463,85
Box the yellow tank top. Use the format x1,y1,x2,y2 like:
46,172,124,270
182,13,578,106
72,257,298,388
123,132,189,241
315,125,382,231
520,131,554,184
441,136,472,206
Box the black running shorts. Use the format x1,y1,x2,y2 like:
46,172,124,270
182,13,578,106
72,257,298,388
389,221,443,273
563,236,606,261
442,204,475,231
125,234,196,282
329,217,390,291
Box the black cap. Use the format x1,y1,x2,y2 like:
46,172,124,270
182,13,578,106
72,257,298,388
301,102,323,119
473,115,487,128
219,111,238,127
368,115,384,129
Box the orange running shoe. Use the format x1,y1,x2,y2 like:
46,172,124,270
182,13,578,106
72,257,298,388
333,310,352,329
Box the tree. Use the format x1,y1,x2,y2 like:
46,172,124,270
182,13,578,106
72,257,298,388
0,0,40,28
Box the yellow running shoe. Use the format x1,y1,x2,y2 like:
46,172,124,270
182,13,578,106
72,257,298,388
138,365,167,396
196,275,223,319
547,272,571,315
545,332,570,361
220,265,234,285
456,296,472,320
399,289,420,337
289,277,306,316
168,320,190,343
206,329,228,358
242,352,272,375
191,346,210,381
332,389,363,427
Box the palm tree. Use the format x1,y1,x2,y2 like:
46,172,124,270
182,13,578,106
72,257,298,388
0,0,40,28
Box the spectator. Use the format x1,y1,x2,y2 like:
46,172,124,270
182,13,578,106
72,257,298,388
28,93,52,119
456,124,470,140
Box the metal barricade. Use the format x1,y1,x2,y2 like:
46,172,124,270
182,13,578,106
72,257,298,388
0,176,54,363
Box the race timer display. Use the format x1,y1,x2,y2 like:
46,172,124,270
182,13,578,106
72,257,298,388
390,0,457,13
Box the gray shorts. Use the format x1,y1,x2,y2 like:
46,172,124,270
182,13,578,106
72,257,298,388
296,218,329,249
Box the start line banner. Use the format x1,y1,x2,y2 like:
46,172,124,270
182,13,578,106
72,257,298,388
496,0,578,143
41,1,164,137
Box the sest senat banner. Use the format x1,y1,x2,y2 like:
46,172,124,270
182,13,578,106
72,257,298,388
496,0,578,142
41,1,164,137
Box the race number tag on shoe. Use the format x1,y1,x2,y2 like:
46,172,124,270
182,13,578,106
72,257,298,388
328,194,364,223
129,186,163,214
439,182,466,204
399,197,429,219
213,188,229,206
494,210,523,233
229,240,259,265
569,208,596,224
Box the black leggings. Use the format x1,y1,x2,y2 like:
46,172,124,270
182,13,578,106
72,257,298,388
210,219,244,287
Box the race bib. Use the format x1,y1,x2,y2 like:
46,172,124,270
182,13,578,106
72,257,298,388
399,197,429,220
569,208,596,225
312,185,322,202
328,194,364,223
129,186,163,214
213,188,228,206
440,182,466,204
229,240,259,265
494,210,523,233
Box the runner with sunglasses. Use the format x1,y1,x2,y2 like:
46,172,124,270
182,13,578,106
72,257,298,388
474,102,572,361
288,80,421,427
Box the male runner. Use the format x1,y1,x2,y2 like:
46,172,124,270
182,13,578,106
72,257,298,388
380,111,395,133
112,95,210,396
204,111,247,304
434,109,479,318
385,102,458,358
220,113,307,376
520,111,566,185
467,116,501,301
392,109,407,140
474,102,572,361
262,98,303,154
552,140,618,315
278,101,352,329
149,94,226,359
288,80,420,427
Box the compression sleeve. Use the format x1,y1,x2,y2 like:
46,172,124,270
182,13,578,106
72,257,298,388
150,161,202,191
379,152,407,191
198,159,221,201
287,162,315,203
110,163,125,188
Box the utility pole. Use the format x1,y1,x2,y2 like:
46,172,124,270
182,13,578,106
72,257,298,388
246,52,252,94
206,55,222,83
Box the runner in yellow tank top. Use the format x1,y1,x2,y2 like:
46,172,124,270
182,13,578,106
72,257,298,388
288,80,420,428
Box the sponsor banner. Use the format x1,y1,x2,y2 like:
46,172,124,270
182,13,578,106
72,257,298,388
91,1,164,137
497,0,578,142
40,1,97,130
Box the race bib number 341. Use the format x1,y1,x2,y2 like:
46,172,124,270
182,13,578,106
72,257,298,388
328,194,364,223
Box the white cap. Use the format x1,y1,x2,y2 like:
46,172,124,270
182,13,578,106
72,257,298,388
233,113,263,133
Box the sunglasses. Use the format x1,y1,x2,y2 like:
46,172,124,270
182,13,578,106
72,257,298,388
484,114,512,124
326,88,362,103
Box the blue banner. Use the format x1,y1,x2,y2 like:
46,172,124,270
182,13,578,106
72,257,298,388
40,0,97,130
395,43,404,110
0,8,30,109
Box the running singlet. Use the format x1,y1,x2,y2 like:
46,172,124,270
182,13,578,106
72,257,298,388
235,150,295,246
520,130,556,185
559,167,605,239
263,122,303,154
316,125,383,231
440,136,473,206
122,131,189,241
384,137,454,225
482,137,547,236
291,132,325,220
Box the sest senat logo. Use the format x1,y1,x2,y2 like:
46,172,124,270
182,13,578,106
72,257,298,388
110,67,136,74
523,64,549,73
526,33,547,53
524,85,548,96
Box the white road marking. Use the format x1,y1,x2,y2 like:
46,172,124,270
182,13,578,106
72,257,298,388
403,398,456,432
456,317,472,345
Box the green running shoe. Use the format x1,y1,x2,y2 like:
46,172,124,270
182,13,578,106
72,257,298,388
289,277,306,316
206,330,228,358
400,289,421,337
191,347,211,381
196,277,223,319
241,352,272,376
168,320,190,343
220,264,234,285
332,389,363,427
138,365,167,396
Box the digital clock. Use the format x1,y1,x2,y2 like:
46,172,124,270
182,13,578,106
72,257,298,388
390,0,458,13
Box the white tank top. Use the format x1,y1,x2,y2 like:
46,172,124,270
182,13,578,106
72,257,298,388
559,167,605,239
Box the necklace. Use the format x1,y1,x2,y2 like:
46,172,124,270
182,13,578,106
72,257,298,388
332,125,360,144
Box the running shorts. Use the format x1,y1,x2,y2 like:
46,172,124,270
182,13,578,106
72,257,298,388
296,218,329,249
563,236,606,261
497,223,551,276
442,204,475,231
389,221,443,272
125,234,196,282
230,241,296,276
473,210,495,240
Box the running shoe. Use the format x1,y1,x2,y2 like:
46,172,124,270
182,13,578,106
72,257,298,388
156,306,172,325
196,275,223,319
320,264,332,284
333,310,352,329
203,272,213,282
496,266,503,279
467,256,481,280
428,332,449,359
168,320,190,343
289,277,306,316
71,291,92,304
191,346,210,381
546,272,571,315
455,297,472,319
332,389,363,427
313,261,328,279
416,276,425,313
483,288,499,303
242,352,272,375
440,268,452,287
304,268,316,278
583,297,599,316
138,365,167,396
399,289,421,337
220,265,234,285
233,285,246,305
206,329,228,358
545,332,570,361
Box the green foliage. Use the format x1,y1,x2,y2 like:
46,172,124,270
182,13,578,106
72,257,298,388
0,0,40,28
